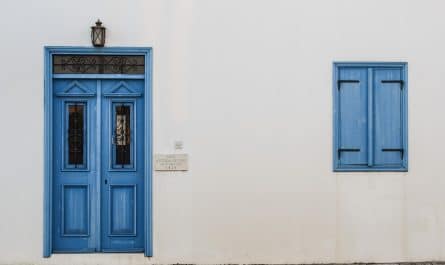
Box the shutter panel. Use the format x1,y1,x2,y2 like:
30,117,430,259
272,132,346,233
338,68,368,165
373,68,403,166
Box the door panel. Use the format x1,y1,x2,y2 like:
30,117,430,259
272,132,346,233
62,185,89,236
53,80,97,252
109,185,136,236
101,79,145,251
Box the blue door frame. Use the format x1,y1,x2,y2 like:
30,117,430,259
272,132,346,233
44,47,153,257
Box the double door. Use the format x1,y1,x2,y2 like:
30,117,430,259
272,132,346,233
52,78,144,252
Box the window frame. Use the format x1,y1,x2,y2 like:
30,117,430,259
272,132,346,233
333,62,408,172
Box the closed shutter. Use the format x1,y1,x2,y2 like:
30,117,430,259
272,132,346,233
337,68,368,165
373,68,404,166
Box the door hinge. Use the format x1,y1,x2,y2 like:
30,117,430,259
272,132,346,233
381,80,404,89
338,148,360,158
382,148,404,159
337,80,360,90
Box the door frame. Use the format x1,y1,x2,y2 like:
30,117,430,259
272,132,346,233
43,47,153,257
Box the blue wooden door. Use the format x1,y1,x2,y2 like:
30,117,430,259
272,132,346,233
52,78,144,252
53,79,98,252
100,79,145,251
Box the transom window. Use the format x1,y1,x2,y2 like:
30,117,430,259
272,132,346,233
53,55,145,74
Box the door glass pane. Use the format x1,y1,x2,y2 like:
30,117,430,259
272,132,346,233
115,105,131,166
67,103,86,168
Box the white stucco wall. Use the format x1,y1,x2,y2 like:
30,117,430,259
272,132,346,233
1,0,445,264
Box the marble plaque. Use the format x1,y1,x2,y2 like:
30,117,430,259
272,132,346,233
154,154,188,171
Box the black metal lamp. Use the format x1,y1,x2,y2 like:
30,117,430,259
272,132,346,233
91,19,106,47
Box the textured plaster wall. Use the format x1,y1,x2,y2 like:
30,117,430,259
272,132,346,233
1,0,445,264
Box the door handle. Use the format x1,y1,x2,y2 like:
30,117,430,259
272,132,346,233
104,179,108,185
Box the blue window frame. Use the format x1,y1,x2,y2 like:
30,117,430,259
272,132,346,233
333,62,408,171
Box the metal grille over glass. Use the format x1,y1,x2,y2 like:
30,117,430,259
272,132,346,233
53,55,145,74
68,104,85,167
115,105,131,166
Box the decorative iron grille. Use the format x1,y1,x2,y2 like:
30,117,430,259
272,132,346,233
53,55,145,74
115,105,131,166
68,104,84,166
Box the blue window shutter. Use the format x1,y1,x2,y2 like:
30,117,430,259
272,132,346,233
373,68,404,166
338,68,368,166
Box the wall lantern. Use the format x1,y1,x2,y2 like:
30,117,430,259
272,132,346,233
91,19,106,47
